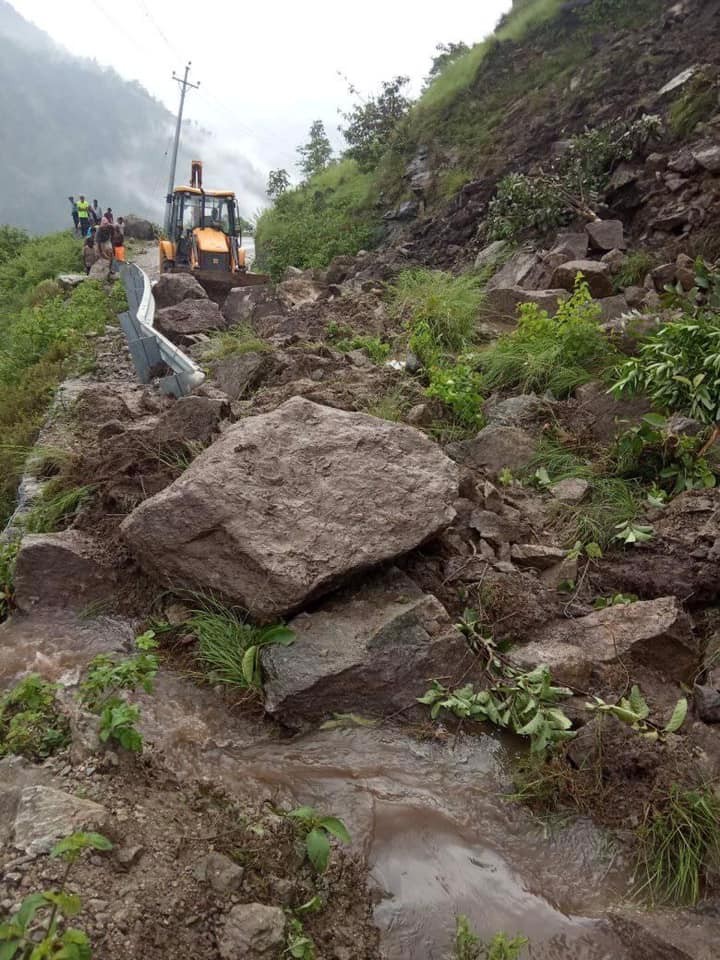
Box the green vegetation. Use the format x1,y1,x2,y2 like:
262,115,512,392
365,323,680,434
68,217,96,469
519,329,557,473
0,233,121,524
614,250,655,290
286,806,351,874
297,120,333,180
23,482,92,534
0,674,70,760
669,71,718,138
0,540,18,621
0,831,111,959
255,160,377,280
330,332,391,363
453,915,528,960
188,601,294,689
420,613,574,754
487,173,568,241
479,279,616,397
635,786,720,905
340,76,412,171
586,686,687,741
79,630,159,753
202,324,272,360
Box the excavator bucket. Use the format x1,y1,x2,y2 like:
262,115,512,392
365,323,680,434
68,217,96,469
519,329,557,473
192,268,270,302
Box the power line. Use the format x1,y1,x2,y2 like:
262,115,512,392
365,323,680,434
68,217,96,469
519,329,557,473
136,0,184,60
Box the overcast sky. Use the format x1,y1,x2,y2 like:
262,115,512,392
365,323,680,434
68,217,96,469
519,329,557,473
12,1,511,164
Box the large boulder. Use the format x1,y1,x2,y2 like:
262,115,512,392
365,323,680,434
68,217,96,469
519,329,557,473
276,277,326,309
11,786,110,856
120,398,458,620
484,286,569,320
262,568,469,727
209,351,279,400
691,143,720,173
586,219,626,252
513,597,695,686
448,425,538,476
14,531,119,614
152,273,208,310
221,285,283,328
546,232,589,267
487,250,549,292
551,260,614,298
122,215,156,240
152,396,229,444
155,299,226,343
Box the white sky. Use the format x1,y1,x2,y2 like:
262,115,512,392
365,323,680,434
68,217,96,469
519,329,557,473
10,0,511,184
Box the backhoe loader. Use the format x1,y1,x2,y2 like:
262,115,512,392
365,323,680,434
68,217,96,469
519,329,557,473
159,160,268,299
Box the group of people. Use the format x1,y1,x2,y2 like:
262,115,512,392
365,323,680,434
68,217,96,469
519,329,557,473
68,196,126,274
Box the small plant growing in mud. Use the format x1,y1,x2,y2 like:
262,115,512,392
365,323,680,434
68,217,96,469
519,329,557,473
635,785,720,905
453,915,528,959
586,686,687,742
188,601,294,690
284,896,322,959
0,673,70,760
0,831,112,959
286,806,351,873
79,630,159,753
612,519,654,545
420,614,575,754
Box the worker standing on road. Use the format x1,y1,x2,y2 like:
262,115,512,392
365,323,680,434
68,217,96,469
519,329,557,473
77,195,90,235
91,200,102,225
83,229,98,274
112,219,125,262
68,196,79,233
104,207,114,223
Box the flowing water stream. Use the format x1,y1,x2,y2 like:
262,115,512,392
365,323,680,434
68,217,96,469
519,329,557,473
0,612,650,959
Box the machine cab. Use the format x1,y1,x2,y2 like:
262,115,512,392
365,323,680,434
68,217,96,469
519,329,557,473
163,188,246,273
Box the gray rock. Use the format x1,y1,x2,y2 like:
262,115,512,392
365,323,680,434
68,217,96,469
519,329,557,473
658,65,699,98
383,200,419,222
218,903,286,960
598,295,632,323
152,274,208,310
668,148,699,175
510,544,566,571
122,215,156,241
651,205,689,233
277,277,326,309
695,685,720,723
667,414,703,437
487,250,549,292
691,143,720,173
222,285,282,328
550,478,591,504
121,398,458,620
262,568,469,727
551,260,614,298
193,852,244,894
651,262,677,291
57,274,89,291
155,299,226,342
547,232,589,266
468,510,531,546
209,351,277,400
14,531,118,614
88,260,112,282
513,597,695,686
485,394,552,433
601,249,625,274
12,786,110,856
448,425,538,476
474,240,508,271
586,220,626,252
484,286,568,319
624,285,648,309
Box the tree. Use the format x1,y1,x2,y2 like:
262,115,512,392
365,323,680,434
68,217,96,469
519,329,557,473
266,168,290,201
297,121,333,180
425,42,470,86
340,76,411,172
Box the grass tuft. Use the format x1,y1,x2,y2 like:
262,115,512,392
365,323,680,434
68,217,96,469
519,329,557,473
23,481,92,534
203,325,272,360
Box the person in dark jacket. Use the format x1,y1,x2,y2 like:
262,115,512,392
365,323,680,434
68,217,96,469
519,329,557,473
69,196,79,233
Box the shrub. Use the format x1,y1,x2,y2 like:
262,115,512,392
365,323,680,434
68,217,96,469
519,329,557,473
0,674,70,760
614,251,655,289
479,278,615,396
453,915,529,960
0,540,18,621
202,324,272,360
612,315,720,424
23,482,92,533
331,334,391,364
426,360,485,428
669,72,718,138
486,173,568,242
389,269,484,366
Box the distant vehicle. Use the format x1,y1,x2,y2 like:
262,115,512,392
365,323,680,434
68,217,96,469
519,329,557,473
159,160,267,298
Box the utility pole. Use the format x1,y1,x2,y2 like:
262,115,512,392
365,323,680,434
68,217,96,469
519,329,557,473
164,62,200,235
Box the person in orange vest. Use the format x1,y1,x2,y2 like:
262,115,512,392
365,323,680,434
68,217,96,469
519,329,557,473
112,219,125,262
77,195,90,235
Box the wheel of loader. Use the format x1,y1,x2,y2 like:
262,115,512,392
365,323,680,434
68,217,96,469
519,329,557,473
161,258,175,273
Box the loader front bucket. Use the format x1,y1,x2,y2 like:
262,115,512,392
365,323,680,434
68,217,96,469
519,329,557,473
192,268,270,303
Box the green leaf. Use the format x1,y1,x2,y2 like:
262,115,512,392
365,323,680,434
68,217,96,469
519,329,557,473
584,542,603,559
14,893,47,932
664,697,688,733
51,832,112,859
259,625,295,646
318,817,351,844
287,806,316,822
43,892,81,918
241,646,258,685
0,940,22,960
305,828,331,873
642,413,667,428
629,685,650,720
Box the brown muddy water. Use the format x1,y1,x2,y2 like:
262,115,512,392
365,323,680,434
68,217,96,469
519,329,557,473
0,612,670,959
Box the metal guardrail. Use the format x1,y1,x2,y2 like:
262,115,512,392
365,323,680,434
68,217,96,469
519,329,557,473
119,262,205,397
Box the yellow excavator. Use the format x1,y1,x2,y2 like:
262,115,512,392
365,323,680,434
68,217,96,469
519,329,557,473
159,160,268,298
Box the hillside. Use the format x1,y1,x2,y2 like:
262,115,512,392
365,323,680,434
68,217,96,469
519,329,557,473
2,1,720,958
0,1,264,233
